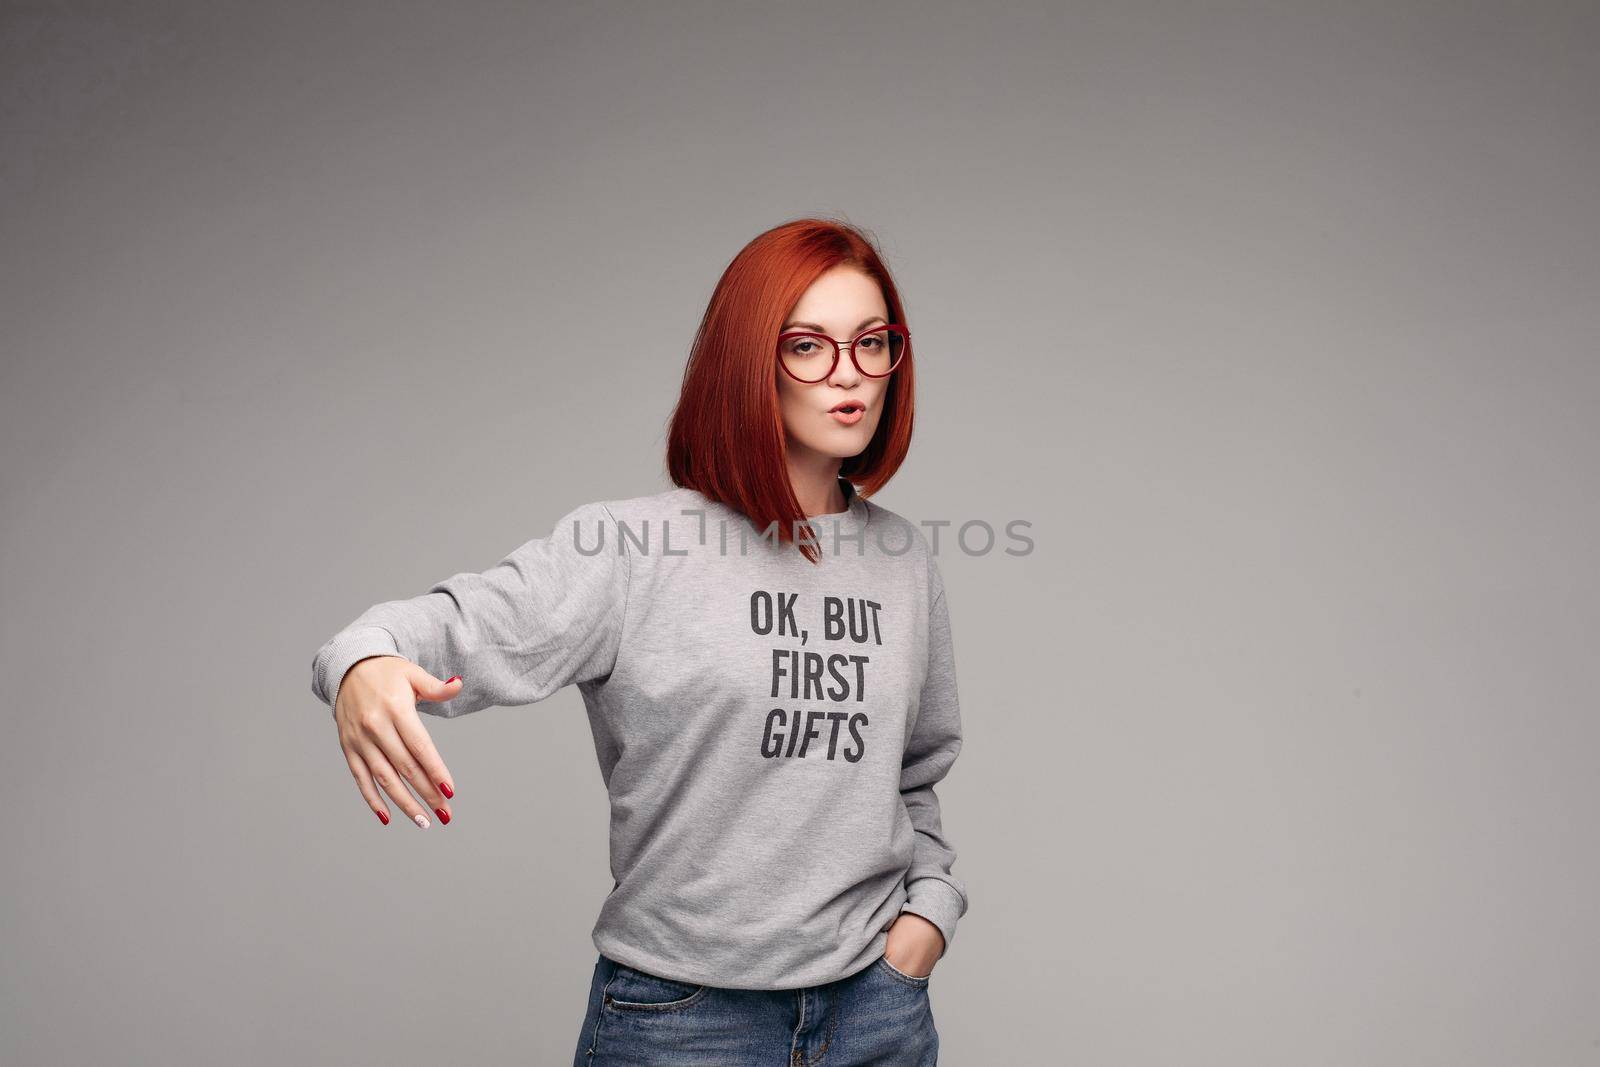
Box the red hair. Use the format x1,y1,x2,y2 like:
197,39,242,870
665,217,916,564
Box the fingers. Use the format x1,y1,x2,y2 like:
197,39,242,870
402,665,461,800
345,747,392,826
364,714,452,827
408,662,464,706
392,706,456,804
357,739,436,829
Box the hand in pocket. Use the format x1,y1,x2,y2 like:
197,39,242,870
884,912,944,979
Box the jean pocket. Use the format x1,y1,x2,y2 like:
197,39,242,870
876,953,932,988
602,960,709,1013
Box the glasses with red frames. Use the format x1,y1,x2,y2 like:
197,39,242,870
776,324,911,384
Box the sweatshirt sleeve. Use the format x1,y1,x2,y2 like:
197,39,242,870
897,555,970,955
309,500,631,718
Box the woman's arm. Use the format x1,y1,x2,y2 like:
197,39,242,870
897,557,970,956
309,500,630,828
310,500,631,718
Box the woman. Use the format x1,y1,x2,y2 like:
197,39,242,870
310,218,968,1065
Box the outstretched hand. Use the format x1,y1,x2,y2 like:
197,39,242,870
333,655,463,828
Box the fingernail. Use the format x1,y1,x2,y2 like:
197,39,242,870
376,810,390,826
434,807,451,825
413,812,430,829
439,781,454,798
447,676,461,685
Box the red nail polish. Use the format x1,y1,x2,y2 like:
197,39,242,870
439,781,454,798
447,676,461,685
376,810,390,825
435,807,451,825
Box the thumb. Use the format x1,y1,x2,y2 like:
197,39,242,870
409,664,464,704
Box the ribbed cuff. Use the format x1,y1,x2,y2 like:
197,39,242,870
314,626,402,714
900,877,966,957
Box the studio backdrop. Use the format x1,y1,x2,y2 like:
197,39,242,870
3,2,1597,1064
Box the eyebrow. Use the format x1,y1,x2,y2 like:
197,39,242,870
780,314,888,334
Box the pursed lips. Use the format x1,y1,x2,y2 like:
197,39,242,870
827,400,866,424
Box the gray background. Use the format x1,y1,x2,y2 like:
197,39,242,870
3,1,1596,1063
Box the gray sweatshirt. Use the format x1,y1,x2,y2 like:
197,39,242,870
310,479,967,990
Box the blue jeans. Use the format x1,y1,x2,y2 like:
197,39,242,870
573,951,940,1066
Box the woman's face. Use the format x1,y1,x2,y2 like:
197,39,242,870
776,265,894,468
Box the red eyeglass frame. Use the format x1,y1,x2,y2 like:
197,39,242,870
775,323,912,384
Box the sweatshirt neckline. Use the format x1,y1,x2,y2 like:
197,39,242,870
809,477,868,535
682,477,868,543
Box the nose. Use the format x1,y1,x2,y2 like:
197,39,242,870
828,343,862,387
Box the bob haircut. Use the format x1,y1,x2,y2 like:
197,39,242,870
666,217,915,565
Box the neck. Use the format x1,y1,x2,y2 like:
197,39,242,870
786,447,847,517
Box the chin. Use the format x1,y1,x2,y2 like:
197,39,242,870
808,431,873,461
